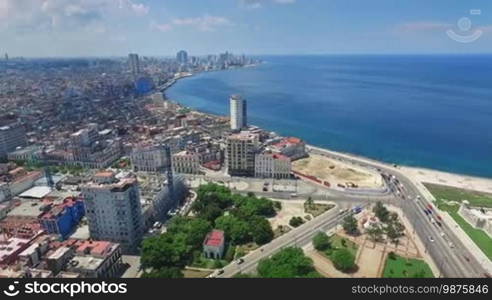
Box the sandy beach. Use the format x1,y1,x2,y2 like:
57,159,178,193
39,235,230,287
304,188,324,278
401,166,492,194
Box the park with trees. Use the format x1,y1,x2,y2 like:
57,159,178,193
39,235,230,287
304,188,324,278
141,183,276,277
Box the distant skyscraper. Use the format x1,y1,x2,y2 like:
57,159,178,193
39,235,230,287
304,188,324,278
230,94,247,131
176,50,188,64
128,53,140,75
4,53,8,61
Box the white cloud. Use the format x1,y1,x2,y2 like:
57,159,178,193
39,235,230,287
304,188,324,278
241,0,296,9
152,15,233,33
0,0,149,32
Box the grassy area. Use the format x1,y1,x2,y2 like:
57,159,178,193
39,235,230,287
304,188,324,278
327,234,358,257
383,254,434,278
191,253,228,269
183,269,212,278
424,183,492,260
424,183,492,208
305,203,335,217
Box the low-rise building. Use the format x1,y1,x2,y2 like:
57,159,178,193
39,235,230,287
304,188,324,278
255,153,292,179
269,137,307,161
66,240,123,278
203,230,225,259
39,197,85,239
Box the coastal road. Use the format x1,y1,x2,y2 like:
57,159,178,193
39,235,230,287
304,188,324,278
308,146,487,278
215,205,358,278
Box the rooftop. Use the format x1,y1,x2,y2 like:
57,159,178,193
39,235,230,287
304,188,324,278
19,186,52,199
203,230,225,247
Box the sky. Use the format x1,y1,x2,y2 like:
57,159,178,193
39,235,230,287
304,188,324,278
2,0,492,57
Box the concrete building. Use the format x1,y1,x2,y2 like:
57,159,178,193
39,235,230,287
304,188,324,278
203,230,225,259
66,240,123,278
226,132,259,177
255,153,292,179
81,171,144,254
0,122,27,158
7,145,41,162
128,53,140,76
130,145,171,172
172,151,201,174
230,94,247,131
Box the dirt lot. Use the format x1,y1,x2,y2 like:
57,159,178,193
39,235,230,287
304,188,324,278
292,154,383,188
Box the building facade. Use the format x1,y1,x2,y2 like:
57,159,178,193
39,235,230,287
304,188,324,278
130,145,171,173
172,151,201,174
39,197,85,239
230,94,247,131
255,153,292,179
226,132,258,177
81,172,144,254
0,122,27,158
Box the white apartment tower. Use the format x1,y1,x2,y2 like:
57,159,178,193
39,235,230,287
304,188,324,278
82,171,144,254
230,94,247,131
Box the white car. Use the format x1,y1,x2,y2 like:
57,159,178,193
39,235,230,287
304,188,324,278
428,236,435,243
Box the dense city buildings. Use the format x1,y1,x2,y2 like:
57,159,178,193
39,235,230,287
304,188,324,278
81,171,144,254
230,94,247,131
226,131,259,177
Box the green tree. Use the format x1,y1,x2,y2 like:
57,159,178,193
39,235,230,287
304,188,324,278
250,216,274,245
331,249,356,272
257,247,320,278
373,201,390,223
289,216,304,228
215,215,251,244
342,215,359,235
312,232,331,251
366,225,384,242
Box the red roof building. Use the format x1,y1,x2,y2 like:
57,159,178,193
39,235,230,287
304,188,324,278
203,230,225,259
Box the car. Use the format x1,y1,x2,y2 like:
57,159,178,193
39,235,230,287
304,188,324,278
217,269,224,275
428,236,435,243
448,242,455,248
436,221,442,227
237,258,245,265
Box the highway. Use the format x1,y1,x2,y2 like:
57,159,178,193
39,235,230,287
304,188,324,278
210,146,486,278
308,146,487,278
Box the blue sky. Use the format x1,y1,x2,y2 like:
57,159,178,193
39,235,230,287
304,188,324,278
2,0,492,57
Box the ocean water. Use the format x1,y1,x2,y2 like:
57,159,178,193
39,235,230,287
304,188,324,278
166,55,492,178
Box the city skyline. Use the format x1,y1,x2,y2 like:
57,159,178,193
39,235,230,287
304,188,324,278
2,0,492,57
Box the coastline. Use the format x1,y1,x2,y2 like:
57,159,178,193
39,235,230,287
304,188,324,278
160,65,492,188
